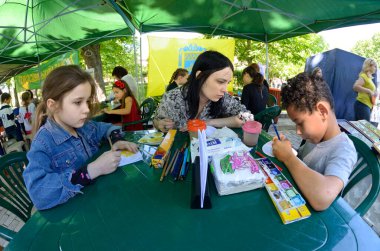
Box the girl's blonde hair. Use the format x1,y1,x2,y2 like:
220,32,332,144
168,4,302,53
362,58,377,74
33,65,98,134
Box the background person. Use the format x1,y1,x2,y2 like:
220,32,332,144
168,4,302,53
353,58,377,121
311,67,323,79
18,91,36,135
103,80,143,131
0,93,23,142
272,73,356,211
166,68,189,92
23,65,138,210
112,66,138,101
153,50,249,132
249,63,269,90
241,66,269,115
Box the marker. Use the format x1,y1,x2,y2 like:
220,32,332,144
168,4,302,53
272,119,281,140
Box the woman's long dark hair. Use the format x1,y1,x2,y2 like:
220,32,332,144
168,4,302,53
182,51,234,119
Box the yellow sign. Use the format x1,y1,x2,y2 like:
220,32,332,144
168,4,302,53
147,37,235,97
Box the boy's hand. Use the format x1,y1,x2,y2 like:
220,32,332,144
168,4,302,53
87,150,121,179
112,141,138,153
272,134,294,162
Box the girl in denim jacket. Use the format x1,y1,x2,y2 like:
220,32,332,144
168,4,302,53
23,65,138,210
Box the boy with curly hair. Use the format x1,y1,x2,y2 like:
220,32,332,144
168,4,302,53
272,73,357,211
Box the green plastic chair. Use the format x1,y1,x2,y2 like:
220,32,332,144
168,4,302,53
342,135,380,216
123,97,157,130
267,93,278,107
254,105,282,132
0,152,32,241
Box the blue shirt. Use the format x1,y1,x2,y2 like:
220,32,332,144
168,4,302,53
23,118,120,210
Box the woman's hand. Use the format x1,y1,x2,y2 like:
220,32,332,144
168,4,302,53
112,141,138,152
87,150,121,179
155,118,175,132
272,134,294,163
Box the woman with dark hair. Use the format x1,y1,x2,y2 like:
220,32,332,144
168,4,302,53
241,66,269,115
153,51,249,132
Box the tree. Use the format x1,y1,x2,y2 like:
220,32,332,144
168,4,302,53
235,34,328,81
79,36,141,97
100,37,138,81
352,33,380,63
81,44,105,93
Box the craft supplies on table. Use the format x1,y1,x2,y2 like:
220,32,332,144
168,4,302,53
151,129,177,168
257,157,311,224
211,151,265,195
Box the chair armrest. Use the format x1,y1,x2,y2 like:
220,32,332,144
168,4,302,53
0,225,16,241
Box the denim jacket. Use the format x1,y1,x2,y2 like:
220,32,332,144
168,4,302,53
23,118,120,210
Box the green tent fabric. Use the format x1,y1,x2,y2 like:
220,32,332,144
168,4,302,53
0,0,134,82
117,0,380,42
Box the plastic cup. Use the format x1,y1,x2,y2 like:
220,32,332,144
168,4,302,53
242,121,262,147
187,119,207,139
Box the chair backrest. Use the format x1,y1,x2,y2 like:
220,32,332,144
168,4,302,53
254,105,282,132
139,97,157,128
267,93,277,107
342,135,380,216
0,152,32,223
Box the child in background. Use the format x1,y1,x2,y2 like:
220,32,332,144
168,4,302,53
19,91,36,135
103,80,143,131
0,93,23,142
272,73,357,211
23,65,138,210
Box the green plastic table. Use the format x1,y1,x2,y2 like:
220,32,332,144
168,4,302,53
6,131,380,250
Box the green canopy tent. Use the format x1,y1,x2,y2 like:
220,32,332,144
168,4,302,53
115,0,380,78
0,0,135,83
117,0,380,42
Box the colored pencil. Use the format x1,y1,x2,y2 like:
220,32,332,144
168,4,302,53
160,151,172,181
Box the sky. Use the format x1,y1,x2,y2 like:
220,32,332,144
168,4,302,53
140,23,380,61
319,23,380,51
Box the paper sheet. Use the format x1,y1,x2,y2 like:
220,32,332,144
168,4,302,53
118,150,143,167
198,129,208,208
262,141,297,157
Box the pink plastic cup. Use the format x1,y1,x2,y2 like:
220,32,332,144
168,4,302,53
242,121,262,147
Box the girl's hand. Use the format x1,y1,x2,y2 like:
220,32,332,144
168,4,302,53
156,118,175,132
87,150,121,179
103,108,111,114
272,134,293,162
112,141,138,153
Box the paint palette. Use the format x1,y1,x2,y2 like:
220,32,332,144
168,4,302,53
257,158,311,224
138,132,164,145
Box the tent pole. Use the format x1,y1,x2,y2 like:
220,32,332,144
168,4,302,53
139,33,144,86
265,34,269,81
132,34,140,101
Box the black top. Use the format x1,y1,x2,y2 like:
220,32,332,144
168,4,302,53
241,83,269,115
263,79,269,90
166,81,178,92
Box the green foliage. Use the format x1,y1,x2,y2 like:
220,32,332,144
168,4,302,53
352,33,380,63
235,34,328,80
100,37,137,80
77,36,141,81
